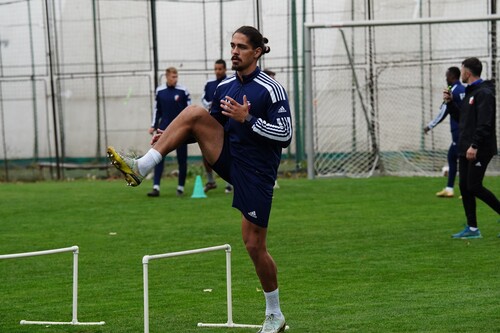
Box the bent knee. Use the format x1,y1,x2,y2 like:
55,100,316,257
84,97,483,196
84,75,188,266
184,105,210,119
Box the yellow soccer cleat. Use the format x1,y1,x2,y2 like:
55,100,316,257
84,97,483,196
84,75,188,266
107,146,144,187
436,188,454,198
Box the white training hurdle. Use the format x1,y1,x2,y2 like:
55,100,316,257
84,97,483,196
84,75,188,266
0,245,105,326
142,244,264,333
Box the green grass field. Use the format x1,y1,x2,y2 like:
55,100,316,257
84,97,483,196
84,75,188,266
1,176,500,332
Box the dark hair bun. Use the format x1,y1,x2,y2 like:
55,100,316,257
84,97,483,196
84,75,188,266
262,37,270,54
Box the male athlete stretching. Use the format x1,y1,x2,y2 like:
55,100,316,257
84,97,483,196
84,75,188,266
107,26,291,333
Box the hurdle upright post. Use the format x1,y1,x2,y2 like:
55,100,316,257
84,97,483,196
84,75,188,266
72,246,79,324
143,255,150,333
0,245,105,326
225,245,233,326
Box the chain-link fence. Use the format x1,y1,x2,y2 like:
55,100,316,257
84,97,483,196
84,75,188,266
0,0,308,181
0,0,498,181
305,1,500,177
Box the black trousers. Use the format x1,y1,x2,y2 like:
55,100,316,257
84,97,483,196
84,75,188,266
459,154,500,228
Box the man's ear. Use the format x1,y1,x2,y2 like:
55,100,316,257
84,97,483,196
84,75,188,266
254,47,262,59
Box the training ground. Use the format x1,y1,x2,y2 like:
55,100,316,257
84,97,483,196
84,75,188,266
1,176,500,332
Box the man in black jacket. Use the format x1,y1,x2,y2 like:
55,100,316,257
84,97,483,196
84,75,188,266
444,57,500,239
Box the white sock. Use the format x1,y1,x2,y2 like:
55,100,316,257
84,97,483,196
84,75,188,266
137,148,163,176
445,187,454,192
264,289,283,319
177,185,184,192
153,184,160,191
469,227,478,231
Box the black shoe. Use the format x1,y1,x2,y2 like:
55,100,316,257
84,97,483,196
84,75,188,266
176,189,184,197
204,182,217,192
224,185,233,194
147,189,160,197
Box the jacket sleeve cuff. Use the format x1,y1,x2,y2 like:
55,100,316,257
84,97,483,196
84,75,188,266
245,114,257,126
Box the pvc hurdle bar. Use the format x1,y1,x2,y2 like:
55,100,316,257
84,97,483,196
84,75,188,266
0,246,105,326
143,244,289,332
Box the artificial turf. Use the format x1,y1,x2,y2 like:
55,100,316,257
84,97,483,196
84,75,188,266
1,176,499,332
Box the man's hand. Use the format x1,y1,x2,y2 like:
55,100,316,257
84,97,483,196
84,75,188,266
466,146,477,161
443,89,452,103
220,95,249,123
423,126,431,134
150,129,164,146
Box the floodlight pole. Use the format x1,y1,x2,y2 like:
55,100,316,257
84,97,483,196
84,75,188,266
491,0,497,81
92,0,102,161
291,0,303,169
304,25,314,179
44,0,61,180
0,45,7,180
150,0,159,88
219,0,223,59
27,0,39,162
255,0,261,32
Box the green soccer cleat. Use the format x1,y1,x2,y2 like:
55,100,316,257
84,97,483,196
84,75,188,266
257,314,286,333
451,226,482,239
107,146,143,187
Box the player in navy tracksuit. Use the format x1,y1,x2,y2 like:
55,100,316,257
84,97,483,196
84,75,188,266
424,67,465,197
107,26,290,332
201,60,227,110
209,67,291,226
148,67,191,197
201,59,233,194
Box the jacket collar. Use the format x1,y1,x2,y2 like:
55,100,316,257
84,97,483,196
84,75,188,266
469,78,483,86
235,67,261,84
466,78,484,92
217,75,227,83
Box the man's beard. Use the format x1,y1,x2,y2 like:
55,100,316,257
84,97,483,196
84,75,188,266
232,64,243,71
231,56,244,71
